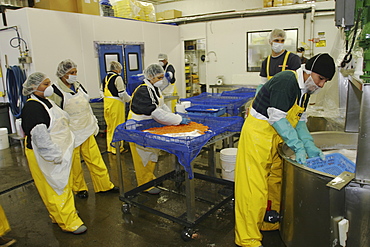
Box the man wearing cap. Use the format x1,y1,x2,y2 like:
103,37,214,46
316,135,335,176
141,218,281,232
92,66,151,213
235,53,336,247
158,53,177,111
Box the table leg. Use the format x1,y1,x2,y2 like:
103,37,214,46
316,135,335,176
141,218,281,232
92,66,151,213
115,141,124,197
185,170,195,224
208,143,216,177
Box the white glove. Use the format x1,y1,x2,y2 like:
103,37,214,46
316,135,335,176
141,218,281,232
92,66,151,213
30,124,63,164
118,91,132,102
99,90,105,98
151,108,182,126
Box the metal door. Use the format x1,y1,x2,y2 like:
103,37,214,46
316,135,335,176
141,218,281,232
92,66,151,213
97,44,124,83
123,44,143,95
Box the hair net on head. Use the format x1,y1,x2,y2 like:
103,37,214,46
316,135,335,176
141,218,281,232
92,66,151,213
56,59,77,78
110,61,122,71
143,63,164,80
22,72,48,96
158,53,168,61
269,29,286,42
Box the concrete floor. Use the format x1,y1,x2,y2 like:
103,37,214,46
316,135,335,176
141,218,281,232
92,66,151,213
0,135,286,247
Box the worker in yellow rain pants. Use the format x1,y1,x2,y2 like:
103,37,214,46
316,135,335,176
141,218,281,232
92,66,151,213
102,61,131,154
0,205,16,246
235,54,336,247
50,59,118,199
22,72,86,234
128,63,190,195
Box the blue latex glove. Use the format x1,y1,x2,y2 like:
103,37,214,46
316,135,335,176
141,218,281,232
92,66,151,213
255,84,264,95
272,118,307,165
165,72,172,82
180,117,191,125
295,121,325,160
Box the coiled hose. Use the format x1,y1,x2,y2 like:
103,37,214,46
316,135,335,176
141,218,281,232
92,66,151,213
6,66,27,118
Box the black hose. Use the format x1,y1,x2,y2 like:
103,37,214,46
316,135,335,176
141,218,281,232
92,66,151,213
6,66,27,118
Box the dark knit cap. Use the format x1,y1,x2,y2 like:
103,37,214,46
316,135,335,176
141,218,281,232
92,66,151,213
305,53,336,80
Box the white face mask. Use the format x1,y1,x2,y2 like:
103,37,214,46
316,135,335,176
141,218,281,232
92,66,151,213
304,76,320,94
154,80,164,88
66,75,77,84
41,85,54,97
271,42,284,54
159,61,164,67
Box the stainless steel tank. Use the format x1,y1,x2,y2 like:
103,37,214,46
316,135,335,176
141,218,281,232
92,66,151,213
279,131,370,247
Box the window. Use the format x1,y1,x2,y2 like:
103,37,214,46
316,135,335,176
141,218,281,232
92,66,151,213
104,53,119,72
128,53,139,71
246,28,298,72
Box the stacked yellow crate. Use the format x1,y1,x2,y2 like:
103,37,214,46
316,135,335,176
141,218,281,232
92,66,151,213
112,0,155,22
140,2,156,22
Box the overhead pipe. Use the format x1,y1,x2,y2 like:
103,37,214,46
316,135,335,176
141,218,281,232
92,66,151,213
310,4,316,57
158,4,334,25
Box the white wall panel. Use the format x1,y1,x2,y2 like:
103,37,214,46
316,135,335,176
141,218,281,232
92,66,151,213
0,8,182,98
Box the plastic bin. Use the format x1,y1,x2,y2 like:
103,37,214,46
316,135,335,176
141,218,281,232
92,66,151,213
0,103,11,134
306,153,356,176
186,105,226,117
221,88,256,98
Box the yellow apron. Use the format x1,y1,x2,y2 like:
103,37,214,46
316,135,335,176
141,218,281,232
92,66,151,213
235,97,305,247
103,74,125,154
266,51,290,80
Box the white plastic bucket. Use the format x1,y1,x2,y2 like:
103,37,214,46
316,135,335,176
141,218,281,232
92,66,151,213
0,128,9,150
220,148,238,181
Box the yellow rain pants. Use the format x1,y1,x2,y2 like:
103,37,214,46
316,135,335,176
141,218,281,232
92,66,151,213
129,142,157,191
104,97,125,154
25,147,83,232
72,135,115,193
0,205,10,237
235,101,304,247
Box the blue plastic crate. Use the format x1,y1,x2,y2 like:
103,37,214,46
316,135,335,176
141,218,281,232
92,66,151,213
180,93,251,116
306,153,356,176
221,88,256,98
185,105,226,117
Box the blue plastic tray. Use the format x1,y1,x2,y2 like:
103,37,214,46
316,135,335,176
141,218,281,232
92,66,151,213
306,153,356,176
186,105,226,117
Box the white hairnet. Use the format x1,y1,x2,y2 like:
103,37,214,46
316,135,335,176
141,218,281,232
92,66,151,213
56,59,77,78
269,29,286,42
110,61,122,71
143,63,164,80
158,53,168,61
22,72,48,96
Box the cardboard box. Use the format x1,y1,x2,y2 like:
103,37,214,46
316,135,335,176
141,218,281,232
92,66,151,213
156,11,165,21
33,0,77,13
76,0,100,15
164,9,182,20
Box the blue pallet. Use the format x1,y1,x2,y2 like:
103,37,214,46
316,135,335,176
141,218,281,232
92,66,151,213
306,153,356,176
186,105,226,117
